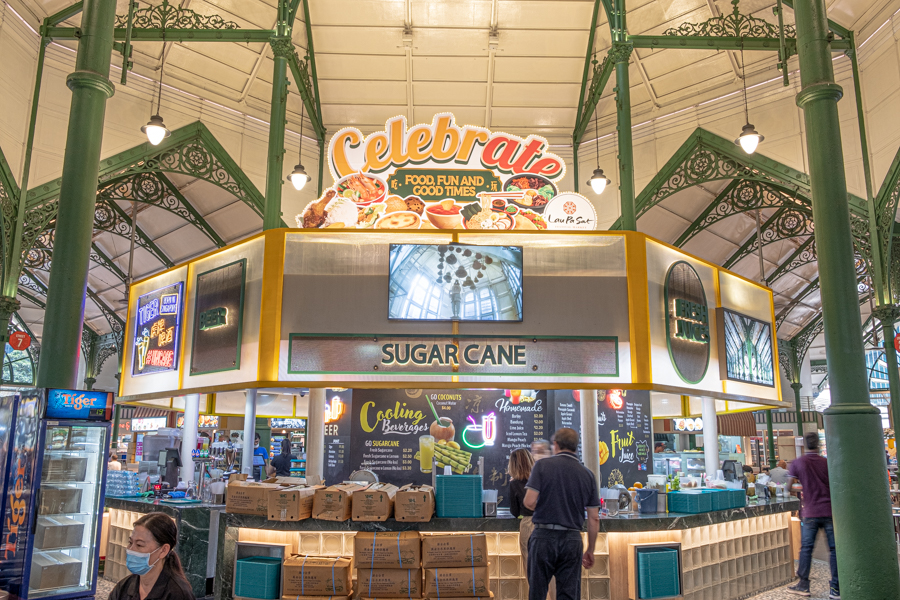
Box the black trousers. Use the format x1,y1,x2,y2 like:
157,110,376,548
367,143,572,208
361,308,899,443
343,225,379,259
527,528,582,600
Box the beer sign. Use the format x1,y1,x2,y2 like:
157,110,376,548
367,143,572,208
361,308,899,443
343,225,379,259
132,282,184,376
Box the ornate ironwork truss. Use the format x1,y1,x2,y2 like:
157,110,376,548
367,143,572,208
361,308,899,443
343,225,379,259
723,207,815,270
663,0,796,39
114,0,239,30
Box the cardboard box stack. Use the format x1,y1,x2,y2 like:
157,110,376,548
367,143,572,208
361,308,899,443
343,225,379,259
352,483,399,522
282,556,352,599
394,485,435,522
227,481,286,516
356,531,422,599
268,486,321,521
421,534,491,600
312,483,370,521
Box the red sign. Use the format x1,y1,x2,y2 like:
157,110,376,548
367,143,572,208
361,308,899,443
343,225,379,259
894,333,900,353
8,331,31,351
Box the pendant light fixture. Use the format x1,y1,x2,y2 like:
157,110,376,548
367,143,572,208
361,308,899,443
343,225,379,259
735,46,763,154
586,81,611,195
289,103,312,191
142,39,171,146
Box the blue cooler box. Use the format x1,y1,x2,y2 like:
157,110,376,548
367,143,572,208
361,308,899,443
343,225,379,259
234,556,282,599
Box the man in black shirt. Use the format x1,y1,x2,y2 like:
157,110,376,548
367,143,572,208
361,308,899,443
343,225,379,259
523,428,600,600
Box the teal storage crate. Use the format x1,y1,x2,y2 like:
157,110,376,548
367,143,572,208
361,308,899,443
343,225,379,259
235,556,282,599
728,489,747,508
708,489,730,511
637,547,680,599
436,475,482,517
666,491,712,514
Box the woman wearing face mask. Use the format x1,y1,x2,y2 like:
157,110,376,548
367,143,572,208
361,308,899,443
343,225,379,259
109,512,195,600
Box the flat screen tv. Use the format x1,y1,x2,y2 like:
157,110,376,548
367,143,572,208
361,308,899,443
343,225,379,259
388,244,523,321
717,308,775,387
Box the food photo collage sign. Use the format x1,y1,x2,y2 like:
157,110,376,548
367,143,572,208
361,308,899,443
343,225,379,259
297,113,598,232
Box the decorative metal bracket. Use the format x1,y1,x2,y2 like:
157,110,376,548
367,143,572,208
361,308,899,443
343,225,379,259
663,0,795,39
114,0,239,30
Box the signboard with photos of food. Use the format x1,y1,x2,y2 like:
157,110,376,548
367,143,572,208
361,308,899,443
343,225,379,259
297,113,598,232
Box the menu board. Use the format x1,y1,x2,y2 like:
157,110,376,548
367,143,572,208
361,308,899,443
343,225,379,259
324,389,353,484
349,389,547,506
549,390,652,489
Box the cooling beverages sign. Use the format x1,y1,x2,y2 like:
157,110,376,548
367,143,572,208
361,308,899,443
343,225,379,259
297,113,597,232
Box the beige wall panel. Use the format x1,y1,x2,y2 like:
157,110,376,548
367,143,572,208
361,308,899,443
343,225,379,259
412,106,486,128
323,103,408,127
311,0,407,27
489,106,576,128
413,81,486,106
317,54,408,81
314,27,406,56
412,56,489,82
493,56,584,83
411,0,493,28
319,79,408,105
498,29,588,58
495,1,595,30
412,28,491,56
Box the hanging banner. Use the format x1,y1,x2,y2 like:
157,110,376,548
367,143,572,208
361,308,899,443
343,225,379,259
297,113,597,232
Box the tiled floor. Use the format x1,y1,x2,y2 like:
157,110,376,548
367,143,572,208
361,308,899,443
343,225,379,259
747,559,833,599
96,575,117,599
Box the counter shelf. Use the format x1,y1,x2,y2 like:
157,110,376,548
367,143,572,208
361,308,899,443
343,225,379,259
104,497,225,598
214,497,797,600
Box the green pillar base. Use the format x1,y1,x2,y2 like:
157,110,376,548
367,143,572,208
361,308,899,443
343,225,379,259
823,408,899,598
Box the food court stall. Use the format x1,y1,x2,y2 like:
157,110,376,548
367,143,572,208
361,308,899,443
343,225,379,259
115,114,797,600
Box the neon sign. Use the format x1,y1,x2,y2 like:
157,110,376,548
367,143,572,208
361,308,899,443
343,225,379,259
607,389,625,410
46,389,112,420
325,397,344,423
133,282,184,376
461,412,497,449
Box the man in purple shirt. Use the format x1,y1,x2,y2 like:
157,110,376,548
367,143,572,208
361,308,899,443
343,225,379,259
785,432,839,599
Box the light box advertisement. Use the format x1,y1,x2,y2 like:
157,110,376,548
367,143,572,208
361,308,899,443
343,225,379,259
716,308,775,387
297,113,598,232
132,282,184,376
46,389,113,421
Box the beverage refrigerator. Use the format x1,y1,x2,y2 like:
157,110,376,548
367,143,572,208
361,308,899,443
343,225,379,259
0,388,113,600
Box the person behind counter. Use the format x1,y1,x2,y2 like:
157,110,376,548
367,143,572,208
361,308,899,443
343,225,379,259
271,438,296,477
252,433,273,481
769,460,790,485
110,512,195,600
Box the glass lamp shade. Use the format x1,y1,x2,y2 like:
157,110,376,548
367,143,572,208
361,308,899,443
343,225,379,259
141,114,171,146
587,168,611,195
735,123,764,154
289,164,312,191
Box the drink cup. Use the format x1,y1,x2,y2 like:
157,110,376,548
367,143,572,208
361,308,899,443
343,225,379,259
419,435,435,473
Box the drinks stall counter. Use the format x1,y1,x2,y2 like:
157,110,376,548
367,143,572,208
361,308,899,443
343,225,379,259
104,497,225,598
214,498,798,600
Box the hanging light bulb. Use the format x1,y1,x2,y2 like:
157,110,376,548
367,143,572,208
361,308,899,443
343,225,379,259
736,123,763,154
735,45,764,155
142,114,170,146
288,101,312,191
586,65,611,196
141,41,170,145
587,168,610,194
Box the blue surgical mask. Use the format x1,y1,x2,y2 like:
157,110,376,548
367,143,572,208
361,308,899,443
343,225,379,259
126,548,161,576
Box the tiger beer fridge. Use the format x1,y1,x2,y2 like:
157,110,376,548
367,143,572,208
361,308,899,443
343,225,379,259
0,389,112,600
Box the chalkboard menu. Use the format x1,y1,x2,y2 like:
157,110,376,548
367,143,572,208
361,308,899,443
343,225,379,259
349,389,547,506
324,389,353,484
549,390,652,488
132,282,184,376
190,259,246,375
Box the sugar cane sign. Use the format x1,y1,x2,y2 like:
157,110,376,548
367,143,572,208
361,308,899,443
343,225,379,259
297,113,597,232
133,282,184,376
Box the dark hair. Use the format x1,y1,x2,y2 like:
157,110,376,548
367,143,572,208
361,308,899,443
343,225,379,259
804,432,819,451
280,438,291,456
508,448,534,481
255,432,261,441
552,428,579,452
133,512,187,582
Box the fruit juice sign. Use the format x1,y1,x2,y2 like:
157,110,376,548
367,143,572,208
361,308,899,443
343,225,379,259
132,282,184,376
297,113,597,232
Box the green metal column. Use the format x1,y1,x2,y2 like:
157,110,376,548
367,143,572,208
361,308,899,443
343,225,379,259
265,37,291,231
611,0,635,231
791,381,803,434
875,306,900,434
765,409,776,468
794,0,900,595
35,0,116,389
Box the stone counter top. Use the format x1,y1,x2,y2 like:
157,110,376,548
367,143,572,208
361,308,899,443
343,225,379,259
220,497,798,533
